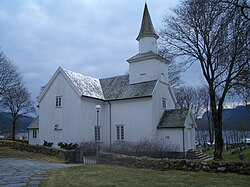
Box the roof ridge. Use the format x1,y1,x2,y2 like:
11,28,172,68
100,74,128,81
62,68,99,81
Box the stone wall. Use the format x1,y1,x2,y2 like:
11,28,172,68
100,152,250,175
0,140,75,163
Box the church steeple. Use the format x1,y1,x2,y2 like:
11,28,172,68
136,3,159,54
136,3,159,41
127,3,169,85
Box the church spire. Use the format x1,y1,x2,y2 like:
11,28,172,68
136,3,159,41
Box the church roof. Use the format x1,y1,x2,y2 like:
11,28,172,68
63,69,105,100
127,51,169,64
157,110,189,128
136,3,159,41
100,75,157,101
62,68,156,101
27,117,39,129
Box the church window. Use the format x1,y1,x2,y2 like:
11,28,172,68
95,126,101,141
116,125,124,140
161,73,165,81
32,130,37,139
56,96,62,107
162,98,167,109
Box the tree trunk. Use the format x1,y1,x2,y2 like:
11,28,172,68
12,118,17,140
209,87,224,160
207,115,214,145
212,107,224,160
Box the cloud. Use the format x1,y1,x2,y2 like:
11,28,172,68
0,0,200,104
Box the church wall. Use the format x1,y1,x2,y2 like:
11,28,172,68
152,81,176,133
183,114,196,151
156,114,196,153
39,72,82,147
78,97,108,144
129,59,168,84
138,37,157,53
28,129,39,145
153,81,185,152
109,97,153,143
156,128,183,152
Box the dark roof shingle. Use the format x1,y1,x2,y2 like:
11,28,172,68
157,110,188,128
136,3,159,41
100,75,157,100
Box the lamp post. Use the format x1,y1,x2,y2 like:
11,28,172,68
95,105,101,164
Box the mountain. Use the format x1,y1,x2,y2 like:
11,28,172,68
197,105,250,131
0,112,34,133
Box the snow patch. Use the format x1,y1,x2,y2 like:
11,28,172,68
63,68,104,100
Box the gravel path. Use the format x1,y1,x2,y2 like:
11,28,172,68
0,158,77,187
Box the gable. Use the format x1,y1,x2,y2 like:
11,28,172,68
38,67,105,102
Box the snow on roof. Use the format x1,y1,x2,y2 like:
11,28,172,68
63,69,104,100
62,68,156,101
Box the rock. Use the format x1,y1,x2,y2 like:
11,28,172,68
182,165,188,171
217,167,226,172
201,161,208,166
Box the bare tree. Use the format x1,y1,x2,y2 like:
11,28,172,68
159,51,184,90
168,61,184,90
0,50,20,100
160,0,250,159
175,85,194,109
1,81,35,139
223,0,250,20
175,85,209,119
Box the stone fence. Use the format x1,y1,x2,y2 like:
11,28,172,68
100,152,250,175
0,140,75,163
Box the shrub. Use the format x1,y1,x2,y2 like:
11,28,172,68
106,139,178,154
58,142,78,150
78,141,96,153
43,140,53,147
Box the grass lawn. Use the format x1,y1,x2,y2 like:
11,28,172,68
40,164,250,187
206,147,250,161
0,146,64,163
1,146,250,186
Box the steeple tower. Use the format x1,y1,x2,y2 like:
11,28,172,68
127,3,169,85
136,3,159,54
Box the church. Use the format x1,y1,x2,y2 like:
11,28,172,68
28,3,196,157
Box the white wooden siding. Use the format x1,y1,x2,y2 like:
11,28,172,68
129,59,168,84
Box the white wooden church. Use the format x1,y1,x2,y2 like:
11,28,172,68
28,4,196,157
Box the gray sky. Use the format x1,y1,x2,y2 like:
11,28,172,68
0,0,203,103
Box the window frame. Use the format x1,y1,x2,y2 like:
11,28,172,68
56,96,62,107
32,130,37,139
162,98,167,109
116,125,124,141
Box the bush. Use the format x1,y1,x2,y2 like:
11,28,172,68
58,142,78,150
78,141,96,153
43,140,53,147
107,139,178,154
